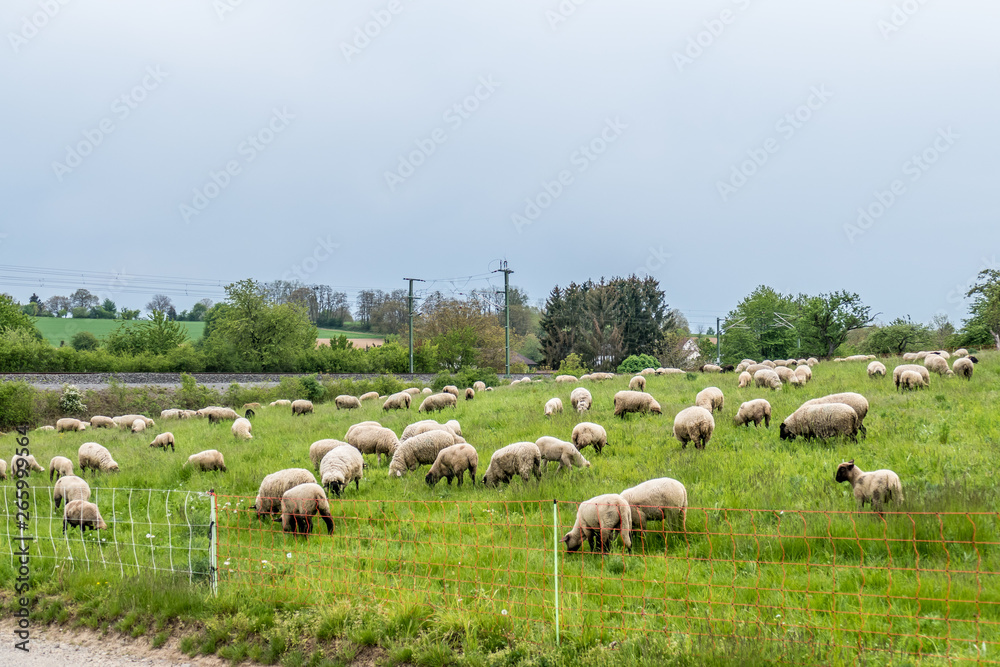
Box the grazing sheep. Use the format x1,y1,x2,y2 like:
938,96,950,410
658,368,685,375
482,442,542,487
77,442,119,474
196,407,239,424
469,381,485,393
422,388,432,394
924,354,954,377
673,406,715,449
291,400,314,416
621,478,687,535
90,416,116,428
738,371,753,388
10,454,44,476
445,419,463,437
590,372,615,381
160,409,181,419
114,414,155,429
899,370,925,391
640,368,657,376
570,387,592,413
835,460,903,512
149,432,176,452
388,430,456,477
934,350,951,360
806,358,819,366
418,393,458,412
700,364,722,373
56,418,86,432
464,388,475,401
0,459,5,481
63,500,107,533
359,391,380,402
425,444,479,487
280,483,334,535
773,366,796,384
231,417,253,440
793,366,812,384
801,393,870,436
401,420,457,442
131,419,147,434
382,392,412,411
544,397,563,417
269,399,292,407
53,475,90,509
47,456,72,481
37,425,55,431
867,361,886,378
733,399,771,428
629,375,646,391
535,436,590,473
744,364,768,376
184,450,227,472
779,404,860,442
695,387,724,413
893,364,931,389
254,469,317,519
753,369,782,390
309,439,348,470
952,357,974,380
902,352,918,361
345,421,382,440
561,494,632,553
915,351,931,360
954,348,969,358
613,390,662,418
572,422,608,455
335,395,362,410
442,385,460,397
347,426,399,466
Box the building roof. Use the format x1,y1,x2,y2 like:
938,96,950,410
511,352,539,366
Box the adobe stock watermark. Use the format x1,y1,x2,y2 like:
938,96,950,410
673,0,754,72
717,85,834,202
944,256,999,316
178,107,294,223
545,0,594,31
281,236,340,283
8,0,72,55
340,0,409,63
213,0,250,21
384,75,501,192
843,127,959,244
511,117,627,234
635,245,672,278
877,0,931,39
51,66,168,183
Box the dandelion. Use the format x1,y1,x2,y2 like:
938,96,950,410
501,609,508,616
224,561,230,566
262,560,268,564
286,553,292,559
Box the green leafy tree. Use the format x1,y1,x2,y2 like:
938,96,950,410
70,331,100,351
963,269,1000,349
797,291,877,358
0,294,40,338
862,317,930,355
118,308,141,320
617,353,659,374
719,286,800,364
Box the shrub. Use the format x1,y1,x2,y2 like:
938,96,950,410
0,381,36,430
617,354,660,375
58,383,87,415
454,367,500,389
176,373,219,409
70,331,100,351
301,376,327,403
557,353,589,378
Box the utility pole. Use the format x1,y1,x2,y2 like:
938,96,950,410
404,278,424,373
493,261,514,376
716,317,721,365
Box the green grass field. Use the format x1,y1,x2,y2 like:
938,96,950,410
316,328,384,340
2,354,998,665
32,318,206,346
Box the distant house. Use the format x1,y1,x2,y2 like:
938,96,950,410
511,352,538,368
681,336,717,361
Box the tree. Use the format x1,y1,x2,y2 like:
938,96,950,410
862,317,930,355
416,297,517,372
146,294,173,313
797,291,877,357
89,298,117,319
963,269,1000,349
70,331,100,351
70,288,99,310
0,295,40,337
718,286,801,363
118,308,141,320
929,314,956,349
45,295,70,317
105,310,188,355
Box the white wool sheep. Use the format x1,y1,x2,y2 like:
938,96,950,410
893,364,931,389
915,351,931,360
482,442,542,487
738,371,753,388
464,387,475,401
184,450,227,472
473,381,487,392
613,390,662,418
270,399,292,407
149,432,176,452
953,348,969,358
336,395,362,410
388,430,456,477
695,387,724,413
77,442,119,474
621,478,687,535
425,444,479,487
347,426,399,466
56,418,86,432
418,393,458,412
952,357,974,380
924,354,953,376
63,500,107,533
281,483,334,535
53,475,90,509
899,370,925,390
801,392,869,436
401,420,457,442
382,392,412,411
744,363,768,375
535,436,590,473
935,350,951,360
402,387,421,396
231,417,253,440
0,459,5,481
579,374,592,381
753,369,782,390
572,422,608,455
561,494,632,553
131,419,147,434
422,388,432,394
640,368,657,376
760,360,776,368
867,361,886,378
657,368,685,375
114,414,155,429
90,416,116,428
788,374,806,388
733,399,771,428
902,352,918,361
628,375,647,391
345,421,382,440
835,460,903,512
590,372,615,381
700,364,722,373
570,387,592,413
735,362,750,374
309,439,348,470
359,391,380,402
544,397,563,417
673,406,715,449
779,404,860,441
254,469,317,519
11,454,44,476
242,402,262,411
773,359,789,367
160,409,181,419
291,400,314,416
807,358,819,366
37,425,55,431
196,407,239,423
445,419,462,437
442,385,460,397
794,365,812,383
773,366,796,383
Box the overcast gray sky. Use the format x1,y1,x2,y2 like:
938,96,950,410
2,0,997,331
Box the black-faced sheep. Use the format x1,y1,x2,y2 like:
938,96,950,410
347,426,399,466
867,361,886,378
629,375,646,391
753,369,782,390
570,387,592,413
383,392,412,411
571,422,608,455
149,432,176,452
561,494,632,553
56,418,86,432
779,404,859,442
63,499,107,533
801,393,869,436
613,390,662,418
835,460,903,512
893,364,930,389
952,357,974,380
733,399,771,428
320,446,364,497
425,444,478,487
482,442,542,487
281,483,334,536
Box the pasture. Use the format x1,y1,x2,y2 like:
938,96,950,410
32,318,207,346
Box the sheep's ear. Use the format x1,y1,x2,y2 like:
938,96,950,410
560,534,569,543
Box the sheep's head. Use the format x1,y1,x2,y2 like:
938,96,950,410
424,471,437,486
778,423,794,441
96,516,108,530
561,531,583,552
969,356,979,364
835,460,855,483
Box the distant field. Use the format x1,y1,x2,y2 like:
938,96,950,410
32,318,206,345
316,327,384,339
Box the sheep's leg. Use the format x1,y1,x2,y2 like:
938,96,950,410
470,467,476,486
456,471,464,486
354,478,360,491
446,475,453,486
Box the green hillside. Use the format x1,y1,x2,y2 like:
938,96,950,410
32,317,206,346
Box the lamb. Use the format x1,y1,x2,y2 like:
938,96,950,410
544,397,564,417
952,357,975,380
835,460,903,512
291,400,314,416
270,399,292,407
383,392,412,411
418,393,457,412
867,361,886,378
359,391,380,402
425,444,479,487
801,392,869,436
899,370,925,390
148,432,176,452
464,388,475,401
473,381,487,392
77,442,119,474
620,478,687,535
953,348,969,358
753,369,782,390
335,395,362,410
12,454,44,475
628,375,646,391
56,418,87,432
442,385,460,397
131,419,147,433
535,436,590,473
254,469,317,519
738,371,753,388
672,406,715,449
231,417,253,440
793,365,812,383
90,416,116,428
281,483,334,535
779,404,860,442
695,387,724,413
481,442,542,487
893,364,931,389
924,354,953,376
388,430,456,477
571,422,608,455
561,494,632,553
570,387,592,413
347,426,399,466
613,391,662,418
63,500,107,534
184,450,227,472
733,399,771,428
53,475,90,509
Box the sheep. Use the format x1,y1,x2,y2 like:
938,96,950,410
291,400,314,416
952,357,974,380
56,418,86,432
733,399,771,428
11,454,44,475
779,403,860,442
561,494,632,553
572,422,608,455
570,387,592,413
90,416,116,428
401,420,458,442
77,442,119,474
640,368,657,376
114,414,155,429
899,370,925,391
184,450,227,472
924,354,953,376
935,350,951,360
482,442,542,487
445,419,462,437
590,372,615,381
359,391,380,402
673,406,715,449
53,475,90,509
160,409,181,419
657,368,685,375
307,439,345,470
915,351,931,360
37,425,55,431
700,364,722,373
695,387,724,413
63,500,107,534
628,375,646,391
579,374,592,381
544,397,563,417
535,436,590,473
345,421,382,440
196,407,239,424
954,348,969,358
893,364,931,389
760,360,776,368
422,388,432,394
382,392,412,411
735,362,750,374
388,430,456,477
753,369,782,390
425,444,479,487
472,381,487,392
418,393,457,412
0,459,5,481
621,477,687,536
402,387,421,396
270,399,292,407
738,371,753,388
867,361,886,378
807,358,819,366
254,469,318,519
442,385,460,397
131,419,147,434
613,390,662,418
347,426,399,466
336,395,362,410
231,417,253,440
835,460,903,512
773,366,795,384
801,392,870,436
464,388,475,401
49,457,75,481
794,365,812,383
281,483,334,535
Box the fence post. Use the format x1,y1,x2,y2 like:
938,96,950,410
209,489,218,597
552,499,559,645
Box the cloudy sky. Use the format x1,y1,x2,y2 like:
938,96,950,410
1,0,997,331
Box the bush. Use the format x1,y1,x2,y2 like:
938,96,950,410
617,353,660,375
176,373,219,410
58,383,87,415
301,376,327,403
453,367,500,389
557,353,589,378
0,382,36,430
70,331,100,351
431,371,454,392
